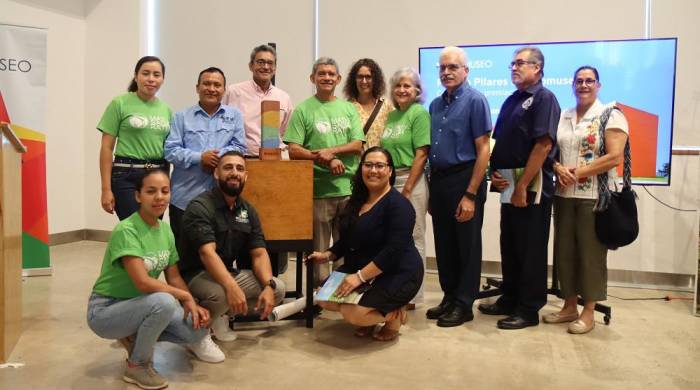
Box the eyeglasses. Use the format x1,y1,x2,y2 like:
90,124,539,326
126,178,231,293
509,60,536,69
362,162,389,170
439,64,463,72
575,78,598,87
356,75,373,81
254,59,275,67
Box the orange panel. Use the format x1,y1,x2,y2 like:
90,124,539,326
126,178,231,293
617,103,658,178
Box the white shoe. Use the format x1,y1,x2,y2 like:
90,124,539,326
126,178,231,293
211,315,237,342
188,334,225,363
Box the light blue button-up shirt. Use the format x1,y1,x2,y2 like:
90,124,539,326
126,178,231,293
428,82,492,171
165,103,246,210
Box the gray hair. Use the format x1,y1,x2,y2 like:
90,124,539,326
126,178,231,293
514,46,544,77
249,44,277,66
389,67,424,109
440,46,468,66
312,57,339,75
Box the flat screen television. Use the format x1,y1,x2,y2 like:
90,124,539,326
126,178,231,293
419,38,677,185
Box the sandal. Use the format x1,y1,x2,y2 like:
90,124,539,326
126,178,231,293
353,326,375,337
372,326,399,341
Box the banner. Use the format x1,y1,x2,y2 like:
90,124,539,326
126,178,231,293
0,24,50,274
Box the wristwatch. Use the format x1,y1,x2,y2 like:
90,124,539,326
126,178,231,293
266,279,277,290
464,191,477,201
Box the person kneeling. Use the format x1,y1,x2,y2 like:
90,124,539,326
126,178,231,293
178,151,286,341
87,170,223,390
308,147,424,341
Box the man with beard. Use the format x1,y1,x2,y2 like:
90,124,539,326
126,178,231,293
284,57,364,286
178,151,286,343
165,67,247,244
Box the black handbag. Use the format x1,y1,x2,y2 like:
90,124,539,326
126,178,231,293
593,107,639,250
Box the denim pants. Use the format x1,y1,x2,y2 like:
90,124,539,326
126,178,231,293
87,292,208,365
111,166,148,220
111,161,170,220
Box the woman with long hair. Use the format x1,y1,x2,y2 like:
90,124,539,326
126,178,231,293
87,170,224,390
344,58,393,148
98,56,172,220
307,147,424,341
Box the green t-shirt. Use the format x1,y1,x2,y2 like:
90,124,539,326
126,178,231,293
380,103,431,168
283,96,365,198
97,92,172,160
92,212,179,299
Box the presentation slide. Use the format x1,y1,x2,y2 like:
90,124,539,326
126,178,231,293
419,38,677,185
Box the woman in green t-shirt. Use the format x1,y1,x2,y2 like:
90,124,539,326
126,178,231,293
87,170,224,390
380,68,431,309
97,56,173,220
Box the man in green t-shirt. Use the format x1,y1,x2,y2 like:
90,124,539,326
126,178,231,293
283,57,364,286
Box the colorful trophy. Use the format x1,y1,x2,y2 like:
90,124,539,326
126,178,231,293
260,100,281,160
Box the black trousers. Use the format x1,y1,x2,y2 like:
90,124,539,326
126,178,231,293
496,199,553,320
429,163,487,309
169,204,185,245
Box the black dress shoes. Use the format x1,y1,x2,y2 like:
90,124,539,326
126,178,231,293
426,300,453,320
437,305,474,327
496,315,539,330
477,302,513,316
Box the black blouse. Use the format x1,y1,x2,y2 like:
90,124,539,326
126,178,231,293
330,188,423,293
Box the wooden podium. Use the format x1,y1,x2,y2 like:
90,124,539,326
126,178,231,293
240,159,317,327
0,123,25,362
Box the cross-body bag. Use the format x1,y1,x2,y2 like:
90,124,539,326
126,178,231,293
593,106,639,250
362,97,384,135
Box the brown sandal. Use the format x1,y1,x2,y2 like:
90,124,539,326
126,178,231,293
354,326,375,337
372,325,399,341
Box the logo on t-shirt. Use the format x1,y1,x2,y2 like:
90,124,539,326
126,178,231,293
149,116,170,131
315,117,351,135
315,120,331,134
235,208,249,224
142,250,170,273
383,124,406,139
129,115,149,128
521,97,534,110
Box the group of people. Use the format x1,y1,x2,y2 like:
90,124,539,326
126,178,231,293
86,43,629,389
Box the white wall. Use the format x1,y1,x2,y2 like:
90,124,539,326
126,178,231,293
318,0,699,275
154,0,315,113
6,0,698,276
83,0,142,232
1,0,87,234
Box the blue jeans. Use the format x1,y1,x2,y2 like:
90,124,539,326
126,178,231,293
111,160,170,220
111,166,147,220
87,292,208,365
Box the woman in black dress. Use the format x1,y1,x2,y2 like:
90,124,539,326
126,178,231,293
308,146,424,341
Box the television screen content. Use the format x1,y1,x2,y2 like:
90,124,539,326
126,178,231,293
419,38,677,185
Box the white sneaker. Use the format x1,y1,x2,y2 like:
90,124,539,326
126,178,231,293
187,334,225,363
211,315,237,342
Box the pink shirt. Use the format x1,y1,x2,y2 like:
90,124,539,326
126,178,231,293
223,80,294,156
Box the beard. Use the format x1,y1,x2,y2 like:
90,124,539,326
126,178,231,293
218,176,245,197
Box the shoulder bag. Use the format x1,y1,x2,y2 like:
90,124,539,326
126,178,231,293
593,106,639,250
362,97,384,135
